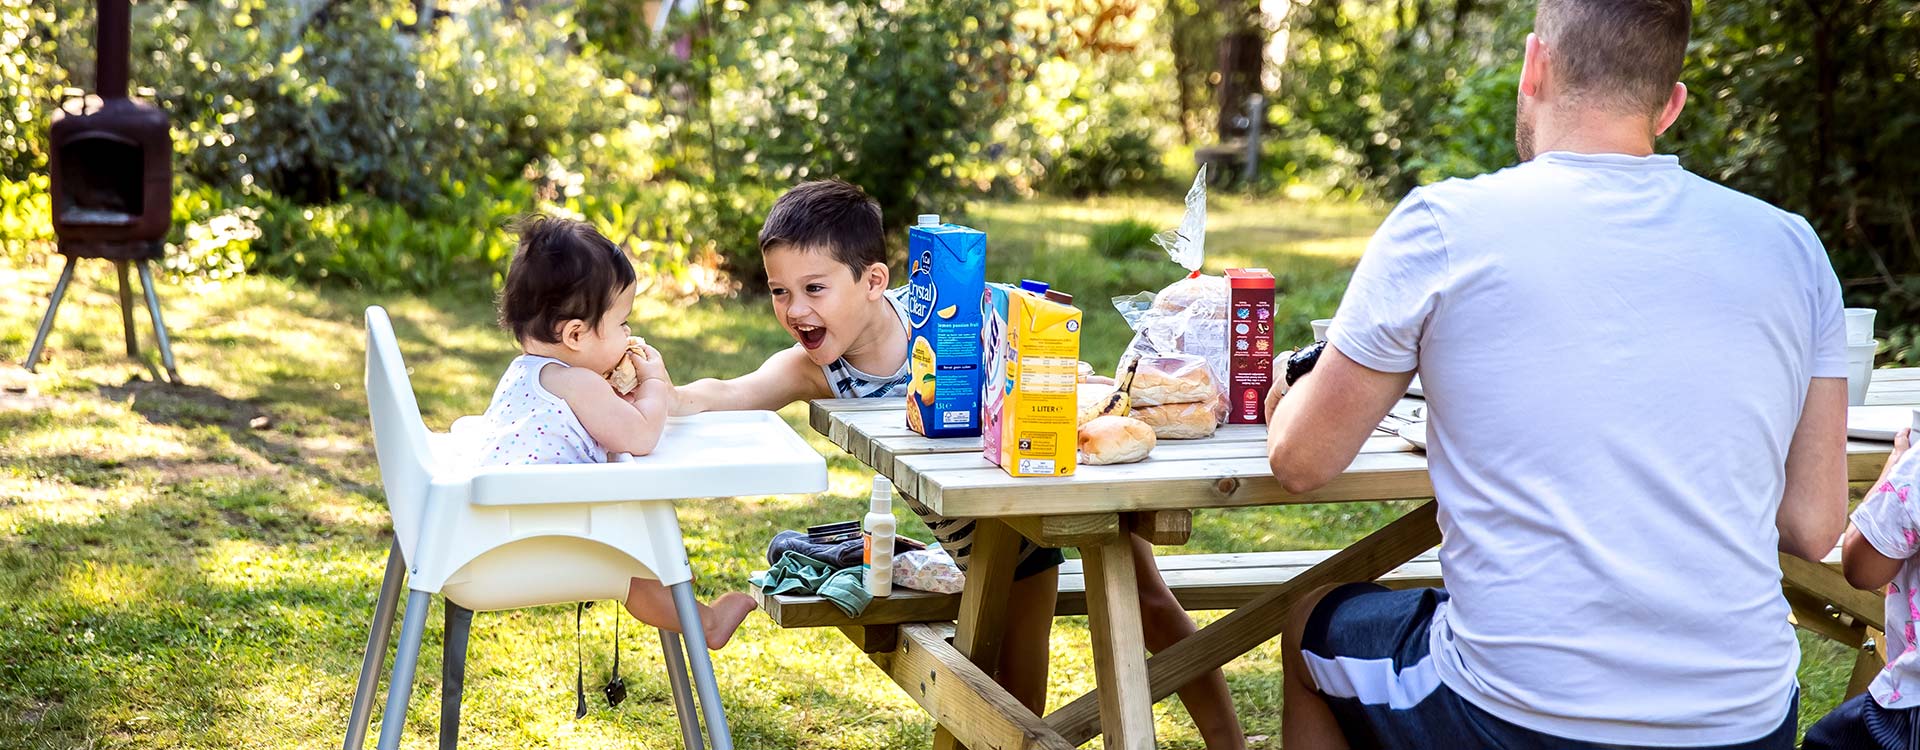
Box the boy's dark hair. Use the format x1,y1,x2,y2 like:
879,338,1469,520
499,215,636,344
1536,0,1691,115
758,179,886,279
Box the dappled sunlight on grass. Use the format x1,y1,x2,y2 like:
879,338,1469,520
61,560,162,610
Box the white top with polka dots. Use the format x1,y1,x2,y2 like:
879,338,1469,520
462,354,607,466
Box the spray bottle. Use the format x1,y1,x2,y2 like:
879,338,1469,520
864,475,896,597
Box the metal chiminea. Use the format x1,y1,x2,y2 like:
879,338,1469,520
26,0,179,382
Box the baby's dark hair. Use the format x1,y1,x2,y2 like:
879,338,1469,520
758,179,886,279
499,215,636,345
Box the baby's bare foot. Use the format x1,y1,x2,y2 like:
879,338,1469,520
703,592,758,650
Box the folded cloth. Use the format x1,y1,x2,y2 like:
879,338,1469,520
766,529,866,569
749,551,872,617
765,529,927,569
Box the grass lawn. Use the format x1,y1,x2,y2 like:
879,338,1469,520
0,194,1858,748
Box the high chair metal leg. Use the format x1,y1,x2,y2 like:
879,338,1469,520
440,602,474,750
658,627,705,750
670,582,732,750
24,256,77,373
377,590,434,750
345,543,405,750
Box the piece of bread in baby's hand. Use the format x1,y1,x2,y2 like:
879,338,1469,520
1131,400,1218,439
1080,415,1156,465
606,336,648,395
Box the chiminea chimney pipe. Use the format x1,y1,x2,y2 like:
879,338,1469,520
96,0,129,100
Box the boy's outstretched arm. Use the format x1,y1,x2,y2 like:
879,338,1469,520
668,345,833,416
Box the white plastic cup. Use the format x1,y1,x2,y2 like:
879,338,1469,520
1311,318,1333,343
1845,308,1877,346
1846,339,1878,406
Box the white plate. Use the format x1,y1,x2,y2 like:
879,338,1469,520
1407,374,1424,398
1848,405,1919,442
1397,420,1428,451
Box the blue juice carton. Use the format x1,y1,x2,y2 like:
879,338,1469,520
904,214,985,438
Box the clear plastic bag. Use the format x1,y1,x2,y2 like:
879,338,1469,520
1112,277,1231,423
891,545,965,594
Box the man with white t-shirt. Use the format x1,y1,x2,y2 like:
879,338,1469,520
1264,1,1850,748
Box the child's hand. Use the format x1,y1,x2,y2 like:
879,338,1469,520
634,344,670,384
1875,428,1913,489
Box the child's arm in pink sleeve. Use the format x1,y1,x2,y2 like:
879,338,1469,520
1845,429,1915,591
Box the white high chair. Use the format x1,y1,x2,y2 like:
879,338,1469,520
345,307,826,750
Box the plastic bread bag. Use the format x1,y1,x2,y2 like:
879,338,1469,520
1126,353,1217,407
891,544,965,594
1104,166,1233,420
1131,399,1221,440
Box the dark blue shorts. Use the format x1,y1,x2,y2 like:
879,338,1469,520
1804,691,1920,749
1299,583,1799,750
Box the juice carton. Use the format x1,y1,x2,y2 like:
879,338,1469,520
905,215,986,438
981,280,1051,466
1226,268,1276,424
989,288,1081,477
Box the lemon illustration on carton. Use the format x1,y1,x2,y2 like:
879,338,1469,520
909,336,937,403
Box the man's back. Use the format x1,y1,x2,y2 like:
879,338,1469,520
1329,151,1847,744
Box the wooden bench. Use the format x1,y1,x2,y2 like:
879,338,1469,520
756,549,1443,630
756,546,1879,671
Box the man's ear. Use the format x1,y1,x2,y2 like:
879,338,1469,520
558,319,590,351
1520,33,1548,100
1653,82,1687,136
864,262,890,300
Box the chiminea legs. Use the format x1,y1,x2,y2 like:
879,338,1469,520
116,261,138,358
136,259,180,382
23,257,77,374
23,250,180,384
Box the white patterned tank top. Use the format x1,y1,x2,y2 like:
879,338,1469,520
821,287,913,399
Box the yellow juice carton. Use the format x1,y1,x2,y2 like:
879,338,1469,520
991,288,1081,477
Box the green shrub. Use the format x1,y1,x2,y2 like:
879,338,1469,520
1087,219,1161,261
0,175,51,263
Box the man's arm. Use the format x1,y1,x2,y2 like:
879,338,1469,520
669,345,832,416
1265,344,1415,494
1777,377,1849,562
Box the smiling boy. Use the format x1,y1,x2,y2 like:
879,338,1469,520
664,180,1243,746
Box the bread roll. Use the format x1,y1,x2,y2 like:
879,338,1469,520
1132,401,1218,439
1151,275,1228,317
1128,355,1217,406
1079,416,1156,465
1077,384,1131,426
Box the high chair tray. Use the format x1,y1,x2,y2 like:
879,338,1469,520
464,411,828,505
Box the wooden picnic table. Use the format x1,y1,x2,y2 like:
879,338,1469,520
804,368,1920,750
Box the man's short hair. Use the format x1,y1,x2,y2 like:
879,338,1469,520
758,179,886,279
1535,0,1691,115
